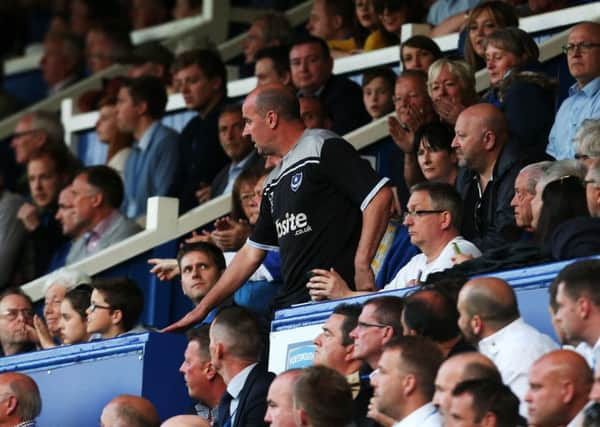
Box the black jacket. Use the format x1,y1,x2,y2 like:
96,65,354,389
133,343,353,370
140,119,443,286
456,143,524,251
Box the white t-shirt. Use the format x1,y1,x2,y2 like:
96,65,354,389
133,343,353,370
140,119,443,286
384,236,481,290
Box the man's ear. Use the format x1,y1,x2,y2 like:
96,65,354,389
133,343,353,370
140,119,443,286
90,191,104,209
331,14,343,31
135,100,149,117
111,308,123,326
205,360,218,380
471,314,483,336
439,210,452,230
266,110,279,129
482,130,496,151
343,343,356,362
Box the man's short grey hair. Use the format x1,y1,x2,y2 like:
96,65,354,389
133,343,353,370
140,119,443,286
43,269,91,294
574,119,600,159
28,111,65,147
8,375,42,421
519,161,553,194
537,160,587,194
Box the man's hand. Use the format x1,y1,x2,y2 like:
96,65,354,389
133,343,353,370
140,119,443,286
354,264,376,292
433,96,465,125
388,116,414,153
32,315,56,349
185,230,213,245
17,203,40,231
148,258,180,281
195,183,211,204
211,218,251,251
451,253,475,265
306,268,353,301
161,306,206,333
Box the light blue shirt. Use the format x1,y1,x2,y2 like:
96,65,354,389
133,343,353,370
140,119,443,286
223,151,255,194
123,121,179,218
427,0,481,25
547,77,600,160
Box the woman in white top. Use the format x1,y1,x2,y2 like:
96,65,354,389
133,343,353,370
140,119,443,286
96,95,132,178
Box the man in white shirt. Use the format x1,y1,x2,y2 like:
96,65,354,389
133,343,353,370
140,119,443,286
551,259,600,369
307,181,481,299
457,277,557,416
525,350,592,427
370,336,444,427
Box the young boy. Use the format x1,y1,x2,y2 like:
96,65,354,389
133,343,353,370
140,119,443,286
86,278,144,339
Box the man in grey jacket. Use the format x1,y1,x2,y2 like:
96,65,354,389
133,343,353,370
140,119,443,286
66,165,141,265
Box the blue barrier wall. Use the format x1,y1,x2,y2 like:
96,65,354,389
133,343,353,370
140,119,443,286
0,332,192,426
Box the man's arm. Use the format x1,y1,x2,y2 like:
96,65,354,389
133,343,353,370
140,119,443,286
355,186,393,291
162,244,266,332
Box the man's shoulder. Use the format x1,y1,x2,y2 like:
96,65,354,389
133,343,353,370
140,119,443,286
323,75,362,98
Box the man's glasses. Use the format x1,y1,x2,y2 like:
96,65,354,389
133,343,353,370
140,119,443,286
0,309,34,321
562,42,600,55
88,303,112,312
356,321,389,329
402,209,445,222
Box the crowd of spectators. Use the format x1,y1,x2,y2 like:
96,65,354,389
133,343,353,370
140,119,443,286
0,0,599,425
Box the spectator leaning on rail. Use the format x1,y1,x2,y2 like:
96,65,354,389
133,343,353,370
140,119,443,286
547,21,600,160
169,49,229,212
117,75,179,220
65,165,142,265
164,84,392,331
306,182,480,299
289,36,371,135
456,277,557,415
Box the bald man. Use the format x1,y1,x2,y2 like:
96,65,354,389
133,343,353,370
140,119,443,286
457,277,557,415
165,83,392,331
525,350,592,427
161,415,210,427
100,395,160,427
432,352,501,420
264,369,302,427
452,103,523,250
0,372,41,427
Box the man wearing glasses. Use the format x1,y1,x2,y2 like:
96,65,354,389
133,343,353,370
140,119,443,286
585,158,600,217
547,21,600,160
86,278,144,340
0,288,36,357
307,182,480,297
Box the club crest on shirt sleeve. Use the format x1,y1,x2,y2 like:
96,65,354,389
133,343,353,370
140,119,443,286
291,172,303,192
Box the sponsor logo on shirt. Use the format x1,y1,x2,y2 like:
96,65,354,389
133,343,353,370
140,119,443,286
276,212,312,238
291,172,303,192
